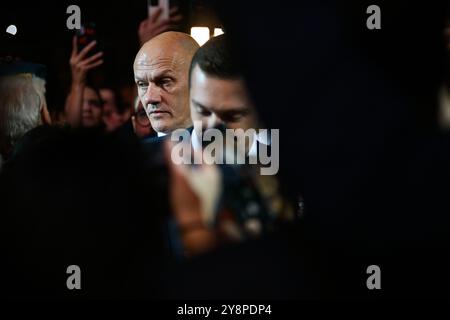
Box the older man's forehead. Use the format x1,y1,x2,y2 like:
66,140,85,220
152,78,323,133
137,48,170,63
135,48,186,69
135,52,149,65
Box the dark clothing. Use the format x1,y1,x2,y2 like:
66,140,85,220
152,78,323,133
0,125,166,298
172,0,450,299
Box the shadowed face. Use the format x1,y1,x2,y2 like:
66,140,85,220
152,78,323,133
132,99,154,139
445,22,450,53
81,87,103,128
100,89,127,132
190,65,257,137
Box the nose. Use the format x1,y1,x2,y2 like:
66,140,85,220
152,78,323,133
143,83,162,106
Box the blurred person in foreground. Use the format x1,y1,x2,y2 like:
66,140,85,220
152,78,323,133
0,64,166,299
0,116,165,298
163,0,450,300
438,16,450,130
0,61,168,297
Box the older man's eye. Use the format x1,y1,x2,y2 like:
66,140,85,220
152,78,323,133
158,78,172,89
137,82,148,89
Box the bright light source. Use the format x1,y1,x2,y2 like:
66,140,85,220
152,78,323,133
190,27,210,46
213,28,224,37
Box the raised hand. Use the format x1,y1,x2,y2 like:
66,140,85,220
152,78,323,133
138,6,183,45
69,36,103,85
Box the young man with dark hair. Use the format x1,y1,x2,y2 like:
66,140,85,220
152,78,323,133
188,34,259,154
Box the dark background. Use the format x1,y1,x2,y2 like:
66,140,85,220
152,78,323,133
210,0,450,298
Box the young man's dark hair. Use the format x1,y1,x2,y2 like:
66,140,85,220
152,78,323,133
188,33,258,137
189,34,242,85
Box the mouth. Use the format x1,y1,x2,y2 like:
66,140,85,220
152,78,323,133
150,110,171,116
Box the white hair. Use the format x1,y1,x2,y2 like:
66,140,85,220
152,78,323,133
0,74,46,149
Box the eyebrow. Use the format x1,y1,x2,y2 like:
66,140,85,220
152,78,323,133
192,99,210,111
134,72,147,81
135,68,175,81
221,108,250,116
153,69,175,79
192,99,250,115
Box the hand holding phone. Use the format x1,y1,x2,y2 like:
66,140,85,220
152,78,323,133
139,1,182,45
76,22,98,54
70,33,103,86
148,0,170,22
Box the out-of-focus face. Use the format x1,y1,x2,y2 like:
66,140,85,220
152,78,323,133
445,22,450,53
81,87,103,128
190,65,257,138
100,88,116,111
100,88,125,132
134,48,192,134
132,100,154,139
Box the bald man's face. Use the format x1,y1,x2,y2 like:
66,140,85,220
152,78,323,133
134,43,192,134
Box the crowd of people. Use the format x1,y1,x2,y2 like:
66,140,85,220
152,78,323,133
1,1,450,300
0,5,297,298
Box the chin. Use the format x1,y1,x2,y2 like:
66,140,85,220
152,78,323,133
151,121,171,134
82,121,94,127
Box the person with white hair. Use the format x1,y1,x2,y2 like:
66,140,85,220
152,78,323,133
0,62,51,164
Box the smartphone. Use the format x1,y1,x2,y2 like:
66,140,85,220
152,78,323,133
147,0,170,21
76,22,97,54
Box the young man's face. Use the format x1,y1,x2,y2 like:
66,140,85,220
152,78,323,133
190,65,257,137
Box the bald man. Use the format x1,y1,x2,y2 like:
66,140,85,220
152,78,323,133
134,31,199,136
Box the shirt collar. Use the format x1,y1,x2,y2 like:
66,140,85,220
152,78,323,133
157,131,167,137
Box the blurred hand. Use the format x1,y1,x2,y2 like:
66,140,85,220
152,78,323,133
138,6,183,45
70,36,103,86
164,140,222,256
